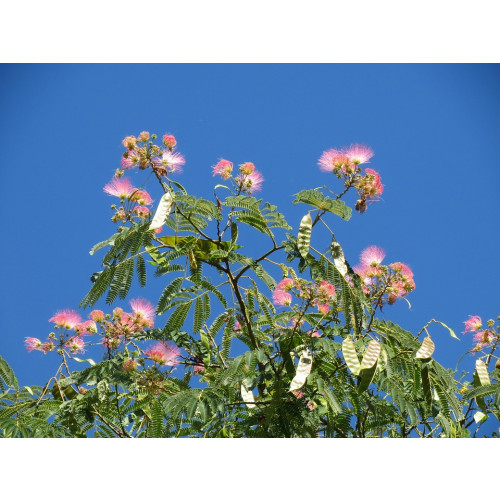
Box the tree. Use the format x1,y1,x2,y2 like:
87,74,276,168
1,131,499,438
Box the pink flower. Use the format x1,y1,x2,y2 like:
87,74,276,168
272,289,292,307
317,303,330,315
133,206,150,218
193,363,205,374
65,336,85,354
318,149,350,172
473,329,494,347
90,310,105,322
138,131,150,142
294,391,304,398
239,162,255,175
130,298,155,328
49,310,82,329
389,262,414,279
121,150,139,169
310,331,321,337
345,144,374,165
123,359,138,372
162,134,177,149
122,135,137,150
145,342,181,366
213,159,233,180
236,163,264,193
25,337,42,352
363,168,384,198
360,245,386,267
74,320,97,335
153,226,163,234
41,341,55,353
316,281,336,302
276,278,294,292
130,189,153,205
155,151,185,175
307,401,317,411
103,177,135,199
464,316,482,333
235,321,242,332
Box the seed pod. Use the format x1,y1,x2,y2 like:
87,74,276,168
342,337,361,376
360,340,381,370
475,359,490,386
330,235,348,277
297,213,312,258
150,191,174,230
240,384,256,408
289,350,313,391
416,336,435,359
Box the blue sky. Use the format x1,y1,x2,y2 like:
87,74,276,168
1,65,499,413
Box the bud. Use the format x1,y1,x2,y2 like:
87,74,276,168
123,359,138,372
122,135,137,150
79,387,87,395
115,168,124,178
162,134,177,149
138,131,150,142
487,319,495,328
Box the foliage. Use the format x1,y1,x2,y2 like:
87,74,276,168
2,133,499,438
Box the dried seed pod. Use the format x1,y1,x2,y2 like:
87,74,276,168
475,359,490,386
360,340,381,370
416,336,435,359
240,384,256,408
330,235,348,277
149,191,173,230
289,350,313,391
342,337,361,376
297,213,312,258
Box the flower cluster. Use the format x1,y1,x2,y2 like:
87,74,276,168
26,299,158,356
272,278,336,315
353,245,415,306
120,131,185,177
318,144,383,213
463,315,498,352
212,159,264,194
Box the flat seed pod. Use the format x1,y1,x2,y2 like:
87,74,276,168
360,340,381,370
475,359,490,386
149,191,174,230
416,336,435,359
473,411,487,424
289,350,313,391
240,384,256,408
342,337,361,376
297,213,312,258
330,236,348,277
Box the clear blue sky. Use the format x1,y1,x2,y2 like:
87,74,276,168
1,64,499,401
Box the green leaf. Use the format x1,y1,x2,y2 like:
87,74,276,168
293,189,351,220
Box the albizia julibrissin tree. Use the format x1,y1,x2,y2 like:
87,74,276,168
1,132,499,438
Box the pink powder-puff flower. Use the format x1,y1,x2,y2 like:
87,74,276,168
145,342,180,366
90,310,105,322
473,329,494,346
193,363,205,374
237,170,264,193
345,144,374,165
121,150,139,169
123,359,138,372
25,337,43,352
65,336,85,354
235,321,242,332
41,341,55,353
272,289,292,307
294,391,305,398
74,320,97,335
360,245,386,267
464,315,482,333
390,262,414,279
318,149,351,172
316,281,336,302
276,278,295,292
162,134,177,149
103,177,135,199
363,168,384,198
307,401,317,411
49,310,82,329
138,131,150,142
239,162,256,175
310,331,321,337
317,303,330,315
133,205,150,218
153,226,163,234
156,151,185,175
130,189,153,205
130,298,155,328
122,135,137,150
213,159,234,180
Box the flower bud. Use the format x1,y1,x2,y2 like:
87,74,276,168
162,134,177,149
138,131,150,142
